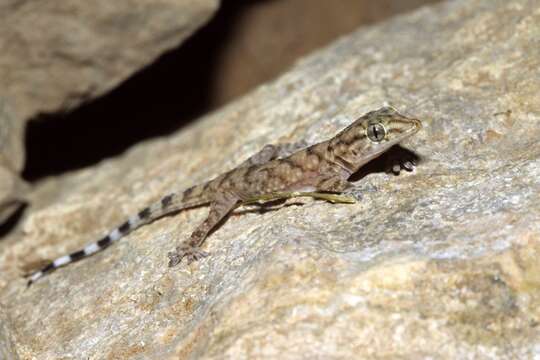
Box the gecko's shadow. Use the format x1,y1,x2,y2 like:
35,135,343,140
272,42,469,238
0,202,28,239
349,144,421,182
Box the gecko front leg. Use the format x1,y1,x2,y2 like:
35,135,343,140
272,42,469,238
244,191,356,205
316,173,352,193
317,173,360,202
168,193,239,267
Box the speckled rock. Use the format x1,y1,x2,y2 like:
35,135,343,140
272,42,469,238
1,0,539,358
0,99,27,224
0,308,18,360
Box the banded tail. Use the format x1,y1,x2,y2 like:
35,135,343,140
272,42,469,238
26,185,211,286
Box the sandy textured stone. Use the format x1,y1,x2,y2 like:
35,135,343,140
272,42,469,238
1,0,539,358
0,99,23,172
0,98,27,224
0,308,19,360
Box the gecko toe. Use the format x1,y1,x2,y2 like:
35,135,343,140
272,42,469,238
167,251,182,267
402,160,415,171
343,187,363,201
186,250,209,264
168,246,209,267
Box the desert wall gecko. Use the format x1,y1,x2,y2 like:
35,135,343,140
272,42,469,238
27,106,422,285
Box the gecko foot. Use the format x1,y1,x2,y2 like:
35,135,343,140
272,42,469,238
343,187,364,201
167,245,209,267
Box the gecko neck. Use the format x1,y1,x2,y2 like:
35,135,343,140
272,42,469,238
330,154,356,176
321,142,356,176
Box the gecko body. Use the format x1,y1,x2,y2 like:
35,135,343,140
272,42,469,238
27,106,421,285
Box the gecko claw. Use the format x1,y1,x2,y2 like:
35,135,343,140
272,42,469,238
402,160,415,171
168,246,209,267
167,252,182,267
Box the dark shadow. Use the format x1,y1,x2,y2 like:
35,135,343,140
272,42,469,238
349,145,421,182
0,202,27,239
22,0,276,182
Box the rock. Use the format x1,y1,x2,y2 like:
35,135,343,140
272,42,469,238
0,308,18,360
0,99,27,224
0,0,219,120
0,0,219,223
0,99,23,172
1,0,539,358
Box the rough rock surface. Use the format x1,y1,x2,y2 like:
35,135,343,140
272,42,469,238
1,0,539,358
0,98,26,224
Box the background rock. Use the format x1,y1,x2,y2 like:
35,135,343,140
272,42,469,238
0,99,23,172
0,0,219,120
0,309,18,360
0,0,219,222
1,0,539,358
0,99,26,225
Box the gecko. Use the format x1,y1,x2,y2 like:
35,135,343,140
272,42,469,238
26,106,422,286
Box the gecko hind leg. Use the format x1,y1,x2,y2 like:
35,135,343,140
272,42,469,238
245,191,356,205
243,175,357,205
168,194,239,267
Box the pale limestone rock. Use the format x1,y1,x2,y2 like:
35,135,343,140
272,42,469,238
1,0,539,358
0,99,26,224
0,308,18,360
0,99,23,172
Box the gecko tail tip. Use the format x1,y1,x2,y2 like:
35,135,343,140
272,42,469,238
24,271,43,287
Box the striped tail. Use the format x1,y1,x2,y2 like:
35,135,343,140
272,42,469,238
26,186,210,286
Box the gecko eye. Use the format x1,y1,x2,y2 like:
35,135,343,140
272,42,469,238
366,122,386,142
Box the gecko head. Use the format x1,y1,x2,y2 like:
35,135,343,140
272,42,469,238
364,106,422,144
330,106,422,171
